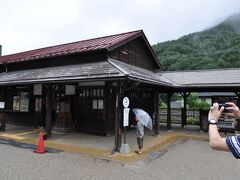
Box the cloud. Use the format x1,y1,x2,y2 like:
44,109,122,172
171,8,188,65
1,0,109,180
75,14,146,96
0,0,239,55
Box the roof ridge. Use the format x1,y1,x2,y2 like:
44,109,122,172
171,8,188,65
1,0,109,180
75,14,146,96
0,30,144,63
76,29,142,44
1,30,143,58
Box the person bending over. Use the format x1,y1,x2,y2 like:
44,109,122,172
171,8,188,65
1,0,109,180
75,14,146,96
133,116,144,155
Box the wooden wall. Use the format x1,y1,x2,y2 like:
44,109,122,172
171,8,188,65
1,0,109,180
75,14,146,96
110,37,159,70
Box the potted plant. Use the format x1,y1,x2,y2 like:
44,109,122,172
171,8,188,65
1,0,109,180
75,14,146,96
39,127,48,140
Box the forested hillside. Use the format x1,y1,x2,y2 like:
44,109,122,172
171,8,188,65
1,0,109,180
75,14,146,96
152,13,240,71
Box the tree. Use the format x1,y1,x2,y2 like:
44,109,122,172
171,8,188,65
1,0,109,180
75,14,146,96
152,13,240,71
187,93,210,110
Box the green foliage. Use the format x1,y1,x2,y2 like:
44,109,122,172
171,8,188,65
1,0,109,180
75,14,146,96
152,13,240,71
39,127,47,136
160,101,167,108
186,93,211,110
187,117,199,125
172,93,182,101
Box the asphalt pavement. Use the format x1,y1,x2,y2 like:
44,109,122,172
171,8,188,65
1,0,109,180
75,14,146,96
0,137,239,180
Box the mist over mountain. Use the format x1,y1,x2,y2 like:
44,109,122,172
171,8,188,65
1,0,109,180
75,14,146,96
152,13,240,71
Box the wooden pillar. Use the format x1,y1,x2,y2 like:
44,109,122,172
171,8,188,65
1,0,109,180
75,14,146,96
154,91,160,135
117,88,122,151
112,83,121,153
167,92,172,130
0,86,5,131
45,84,53,137
199,108,203,131
183,92,187,127
180,92,190,127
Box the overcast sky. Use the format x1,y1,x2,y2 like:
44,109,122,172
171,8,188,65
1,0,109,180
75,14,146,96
0,0,240,55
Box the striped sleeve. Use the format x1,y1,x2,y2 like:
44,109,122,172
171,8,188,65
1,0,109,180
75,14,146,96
226,136,240,159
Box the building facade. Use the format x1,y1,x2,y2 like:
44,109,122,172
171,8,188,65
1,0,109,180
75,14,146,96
0,31,173,147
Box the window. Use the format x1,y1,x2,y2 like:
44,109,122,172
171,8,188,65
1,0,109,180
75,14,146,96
20,92,29,112
92,99,103,110
79,87,104,111
13,96,20,111
35,98,42,112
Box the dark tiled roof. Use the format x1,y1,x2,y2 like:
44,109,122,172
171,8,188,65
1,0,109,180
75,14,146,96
197,92,235,97
0,58,173,86
0,61,124,85
0,30,142,63
159,69,240,87
108,59,174,86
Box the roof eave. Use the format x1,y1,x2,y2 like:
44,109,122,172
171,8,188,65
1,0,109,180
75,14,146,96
0,48,108,65
180,83,240,87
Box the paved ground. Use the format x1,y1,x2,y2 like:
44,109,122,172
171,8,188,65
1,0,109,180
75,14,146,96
0,137,239,180
1,123,240,180
0,124,210,162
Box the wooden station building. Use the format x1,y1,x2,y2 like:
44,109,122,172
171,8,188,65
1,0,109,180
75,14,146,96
1,30,240,152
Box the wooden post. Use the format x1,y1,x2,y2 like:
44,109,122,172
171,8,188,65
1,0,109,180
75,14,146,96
118,90,122,151
183,92,187,127
112,83,121,153
167,92,172,130
0,86,5,131
45,84,53,137
154,91,160,135
180,92,190,127
199,108,203,131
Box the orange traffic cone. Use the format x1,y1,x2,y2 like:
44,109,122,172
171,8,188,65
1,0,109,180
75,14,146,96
34,132,46,154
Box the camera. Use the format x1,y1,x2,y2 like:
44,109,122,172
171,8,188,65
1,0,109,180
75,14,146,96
219,103,228,112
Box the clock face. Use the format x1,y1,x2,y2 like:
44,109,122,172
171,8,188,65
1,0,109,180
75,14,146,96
209,119,217,123
123,97,130,108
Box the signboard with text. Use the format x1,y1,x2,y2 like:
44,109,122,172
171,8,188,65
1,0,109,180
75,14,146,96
123,108,130,127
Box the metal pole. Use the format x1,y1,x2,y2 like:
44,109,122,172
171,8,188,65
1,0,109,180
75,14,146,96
124,127,126,144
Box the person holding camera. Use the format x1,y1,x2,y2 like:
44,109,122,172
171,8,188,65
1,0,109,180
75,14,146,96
208,102,240,158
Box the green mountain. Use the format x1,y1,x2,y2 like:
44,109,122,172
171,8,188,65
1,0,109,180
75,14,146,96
152,13,240,71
